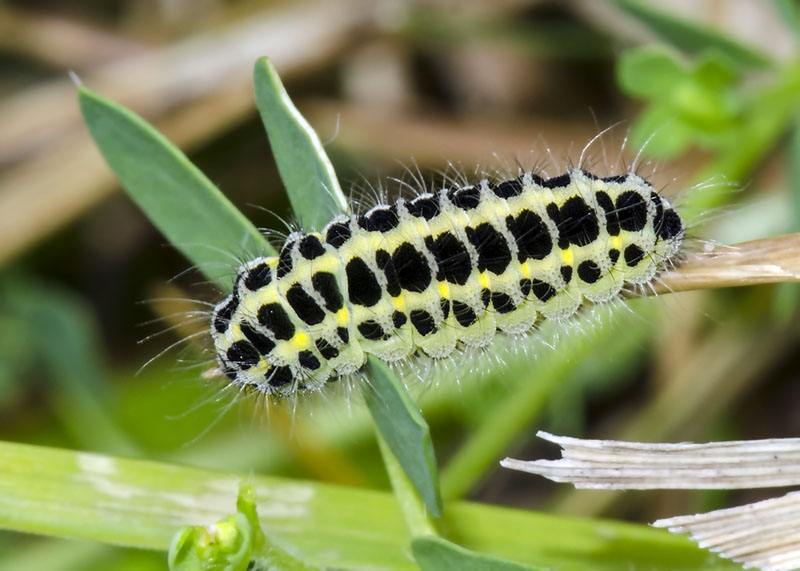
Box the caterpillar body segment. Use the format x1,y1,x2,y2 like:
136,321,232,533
212,168,684,397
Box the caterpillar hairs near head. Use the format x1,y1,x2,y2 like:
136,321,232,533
207,160,685,401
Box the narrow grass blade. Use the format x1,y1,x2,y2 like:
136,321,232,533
374,431,437,539
253,57,348,232
412,536,540,571
788,120,800,234
616,46,685,99
79,88,271,292
362,356,442,518
771,119,800,321
609,0,772,69
0,440,740,570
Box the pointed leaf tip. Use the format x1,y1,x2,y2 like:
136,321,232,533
253,57,348,232
78,86,272,292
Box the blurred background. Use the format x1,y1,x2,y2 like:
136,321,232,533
1,0,800,569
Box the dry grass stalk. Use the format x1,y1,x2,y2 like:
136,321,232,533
503,431,800,571
656,233,800,294
501,431,800,490
654,491,800,571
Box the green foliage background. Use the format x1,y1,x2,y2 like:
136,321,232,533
1,1,800,569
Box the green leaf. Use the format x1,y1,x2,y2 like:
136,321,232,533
0,440,740,570
671,82,739,132
168,483,317,571
168,513,253,571
79,88,272,292
236,483,318,571
609,0,772,69
772,117,800,323
374,429,439,540
412,536,541,570
788,117,800,233
362,357,442,518
627,105,695,158
692,52,739,89
253,57,348,232
690,62,800,201
618,47,743,157
617,47,686,98
235,483,265,554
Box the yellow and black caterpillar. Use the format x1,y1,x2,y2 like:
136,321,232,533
211,168,684,397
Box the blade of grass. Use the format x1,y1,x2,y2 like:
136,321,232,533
0,440,740,570
253,57,348,232
363,357,442,518
375,433,534,569
79,87,271,292
788,120,800,235
412,536,540,571
609,0,772,68
375,431,438,537
0,539,163,571
771,118,800,322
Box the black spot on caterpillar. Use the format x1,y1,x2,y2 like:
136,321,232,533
211,168,684,397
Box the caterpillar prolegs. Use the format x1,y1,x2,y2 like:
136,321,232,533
211,168,684,397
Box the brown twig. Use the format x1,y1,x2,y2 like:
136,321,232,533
657,233,800,294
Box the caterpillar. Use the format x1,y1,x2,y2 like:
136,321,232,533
211,167,684,398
